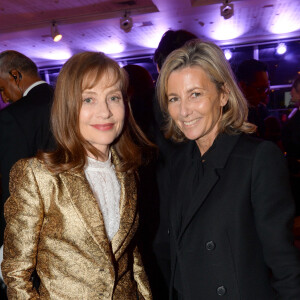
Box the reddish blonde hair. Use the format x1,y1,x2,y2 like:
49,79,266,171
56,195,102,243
39,51,152,173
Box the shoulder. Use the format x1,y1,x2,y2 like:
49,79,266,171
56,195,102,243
234,133,263,150
3,85,53,121
29,83,54,96
24,83,54,105
11,157,54,180
233,134,288,179
234,134,283,160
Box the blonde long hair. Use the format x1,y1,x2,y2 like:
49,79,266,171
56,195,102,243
156,40,256,142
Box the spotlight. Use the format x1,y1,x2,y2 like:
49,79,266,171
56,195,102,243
224,49,232,60
120,12,133,33
276,43,287,55
51,22,62,42
220,0,234,20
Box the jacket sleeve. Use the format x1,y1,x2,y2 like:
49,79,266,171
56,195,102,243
251,140,300,298
0,109,29,245
1,159,42,299
133,243,152,300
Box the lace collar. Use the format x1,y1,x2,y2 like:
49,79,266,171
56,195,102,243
85,152,112,171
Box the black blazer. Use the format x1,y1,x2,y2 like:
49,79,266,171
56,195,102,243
168,133,300,299
0,83,54,245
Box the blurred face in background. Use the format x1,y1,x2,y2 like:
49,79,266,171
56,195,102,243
241,71,270,107
167,66,228,154
0,72,23,103
79,69,125,160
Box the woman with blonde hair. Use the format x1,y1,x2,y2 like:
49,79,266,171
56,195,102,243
157,40,300,299
2,51,152,299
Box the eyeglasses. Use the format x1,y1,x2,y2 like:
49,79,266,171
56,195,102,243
254,86,270,94
248,84,270,94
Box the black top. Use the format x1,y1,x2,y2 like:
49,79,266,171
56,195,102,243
167,132,300,299
173,134,225,294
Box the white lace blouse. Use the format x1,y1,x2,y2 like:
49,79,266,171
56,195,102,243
84,154,120,241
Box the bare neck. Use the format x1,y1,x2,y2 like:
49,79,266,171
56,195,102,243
22,75,42,91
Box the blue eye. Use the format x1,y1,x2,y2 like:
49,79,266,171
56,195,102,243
110,95,121,101
83,98,93,103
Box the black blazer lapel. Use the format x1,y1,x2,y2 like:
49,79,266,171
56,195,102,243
177,134,241,243
178,168,219,242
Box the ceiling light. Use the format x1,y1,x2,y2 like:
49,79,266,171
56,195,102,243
276,43,287,55
120,12,133,33
224,49,232,60
51,22,62,42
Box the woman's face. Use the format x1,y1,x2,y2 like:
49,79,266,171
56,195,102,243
167,66,228,151
79,70,125,159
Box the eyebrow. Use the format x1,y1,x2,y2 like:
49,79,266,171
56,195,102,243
82,91,97,95
83,87,122,94
167,87,204,96
187,86,205,93
107,88,122,94
167,92,178,96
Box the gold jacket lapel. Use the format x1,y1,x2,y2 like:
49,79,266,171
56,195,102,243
60,171,113,263
110,149,138,258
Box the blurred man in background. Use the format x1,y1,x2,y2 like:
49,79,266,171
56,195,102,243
236,59,270,138
0,50,55,298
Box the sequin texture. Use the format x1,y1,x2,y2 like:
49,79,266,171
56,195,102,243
2,148,152,300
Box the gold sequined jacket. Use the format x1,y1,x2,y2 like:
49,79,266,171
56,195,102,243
2,150,152,300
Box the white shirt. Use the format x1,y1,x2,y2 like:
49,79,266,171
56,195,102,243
84,154,120,241
23,81,47,96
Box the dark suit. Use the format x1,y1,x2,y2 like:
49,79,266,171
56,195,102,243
282,109,300,165
282,109,300,215
248,103,269,138
168,133,300,299
0,83,55,246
